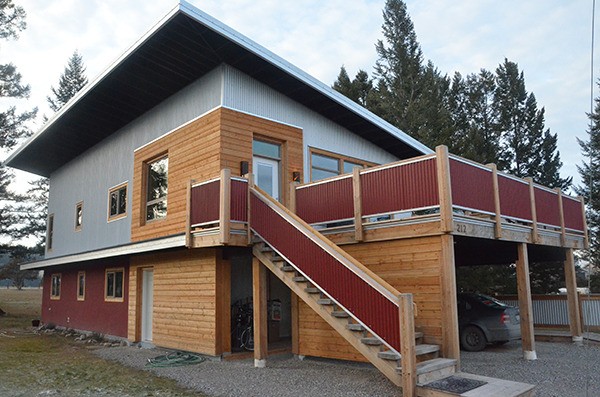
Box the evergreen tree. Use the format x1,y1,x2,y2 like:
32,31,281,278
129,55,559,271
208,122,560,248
47,50,88,112
332,66,374,107
0,0,36,241
575,84,600,271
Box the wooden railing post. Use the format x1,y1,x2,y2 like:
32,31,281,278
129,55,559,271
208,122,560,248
580,196,590,249
185,179,194,248
488,163,502,239
557,188,566,246
526,177,540,244
436,146,453,233
247,173,254,245
288,180,300,356
219,169,231,245
399,293,416,397
289,181,297,214
352,167,364,242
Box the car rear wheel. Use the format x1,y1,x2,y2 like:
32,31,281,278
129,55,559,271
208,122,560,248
461,325,487,351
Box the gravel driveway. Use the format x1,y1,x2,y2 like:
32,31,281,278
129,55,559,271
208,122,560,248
94,340,600,397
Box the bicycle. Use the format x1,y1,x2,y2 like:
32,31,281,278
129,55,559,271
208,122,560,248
231,299,254,351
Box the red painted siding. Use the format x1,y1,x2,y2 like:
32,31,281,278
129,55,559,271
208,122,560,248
231,179,248,222
450,159,495,214
362,158,439,216
41,259,129,337
251,192,401,351
563,196,585,231
296,177,354,224
498,175,532,221
534,187,561,227
190,180,220,225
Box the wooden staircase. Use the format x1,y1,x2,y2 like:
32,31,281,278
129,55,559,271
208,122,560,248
253,242,457,388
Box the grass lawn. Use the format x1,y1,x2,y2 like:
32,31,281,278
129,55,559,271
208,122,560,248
0,288,201,397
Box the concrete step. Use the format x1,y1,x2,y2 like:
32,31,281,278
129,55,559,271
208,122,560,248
378,344,441,361
305,287,320,294
416,372,535,397
281,265,295,272
331,311,349,318
292,276,307,282
405,358,457,384
317,298,334,305
347,323,366,332
361,337,382,346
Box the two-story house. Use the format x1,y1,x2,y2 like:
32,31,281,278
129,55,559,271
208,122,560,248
6,2,586,395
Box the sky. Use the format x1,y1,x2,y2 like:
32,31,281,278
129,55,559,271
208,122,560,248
1,0,597,191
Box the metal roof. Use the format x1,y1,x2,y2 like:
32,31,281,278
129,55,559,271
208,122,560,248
5,1,431,177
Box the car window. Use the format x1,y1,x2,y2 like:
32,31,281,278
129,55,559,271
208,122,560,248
471,293,507,309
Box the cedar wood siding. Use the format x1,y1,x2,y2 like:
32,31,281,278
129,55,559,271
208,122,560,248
298,237,444,362
131,107,302,242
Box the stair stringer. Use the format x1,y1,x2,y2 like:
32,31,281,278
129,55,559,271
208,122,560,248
253,246,403,387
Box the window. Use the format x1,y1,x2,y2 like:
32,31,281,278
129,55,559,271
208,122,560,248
75,202,83,231
145,156,168,221
105,268,124,301
77,271,85,301
47,214,54,251
309,149,374,182
50,274,61,300
108,183,127,221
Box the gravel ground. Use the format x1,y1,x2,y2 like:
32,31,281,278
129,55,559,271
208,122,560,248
94,340,600,397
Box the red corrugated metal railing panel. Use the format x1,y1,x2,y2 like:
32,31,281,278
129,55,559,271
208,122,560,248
251,192,400,351
296,177,354,224
534,187,560,227
361,158,439,216
231,180,248,222
563,196,585,231
497,175,532,221
449,159,495,214
190,180,220,225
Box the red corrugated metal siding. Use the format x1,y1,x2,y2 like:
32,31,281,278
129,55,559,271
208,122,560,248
251,192,400,351
534,187,560,227
296,177,354,224
498,176,532,221
449,159,495,214
563,196,585,231
361,159,439,216
231,180,248,222
190,180,220,225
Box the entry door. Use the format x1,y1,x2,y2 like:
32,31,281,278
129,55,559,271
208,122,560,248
141,269,154,342
253,156,280,201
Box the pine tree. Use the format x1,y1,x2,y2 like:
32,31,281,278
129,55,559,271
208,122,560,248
575,85,600,271
333,67,374,108
47,50,88,112
0,1,36,241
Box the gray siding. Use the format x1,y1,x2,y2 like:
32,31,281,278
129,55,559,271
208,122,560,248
221,65,398,181
46,67,224,258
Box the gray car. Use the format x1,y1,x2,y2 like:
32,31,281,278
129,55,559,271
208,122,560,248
457,293,521,351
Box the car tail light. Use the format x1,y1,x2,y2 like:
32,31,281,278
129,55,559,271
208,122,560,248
500,312,510,324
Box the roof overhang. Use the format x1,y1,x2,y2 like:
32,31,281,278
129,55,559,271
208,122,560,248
20,234,186,270
5,1,431,177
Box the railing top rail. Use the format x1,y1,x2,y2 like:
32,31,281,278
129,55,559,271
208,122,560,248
192,176,248,188
251,185,401,306
448,154,493,172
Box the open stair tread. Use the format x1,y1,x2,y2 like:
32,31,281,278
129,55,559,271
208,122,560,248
378,344,440,360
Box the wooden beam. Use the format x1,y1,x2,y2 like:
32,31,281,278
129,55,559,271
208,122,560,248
440,234,460,367
185,179,193,248
287,181,300,356
352,167,364,242
436,146,454,233
488,163,503,239
247,174,254,245
215,250,231,355
516,243,536,360
526,178,539,244
564,248,583,342
219,169,231,245
252,256,268,367
580,196,590,249
557,189,566,246
399,293,416,397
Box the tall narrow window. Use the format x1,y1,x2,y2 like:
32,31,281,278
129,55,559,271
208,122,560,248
75,202,83,231
105,268,124,302
108,183,127,221
145,156,168,221
47,214,54,251
51,274,61,300
77,271,86,301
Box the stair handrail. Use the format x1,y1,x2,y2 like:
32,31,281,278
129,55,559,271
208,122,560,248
250,184,401,307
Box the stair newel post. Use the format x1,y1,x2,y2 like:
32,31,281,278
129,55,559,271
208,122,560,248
219,169,232,245
247,173,254,245
353,167,364,242
289,181,297,214
399,293,417,397
435,145,453,233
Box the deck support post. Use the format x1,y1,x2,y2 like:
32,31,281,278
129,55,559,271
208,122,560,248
352,167,364,242
247,174,254,245
516,243,536,360
219,169,231,245
440,234,460,367
252,256,268,367
564,248,583,343
399,293,417,397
